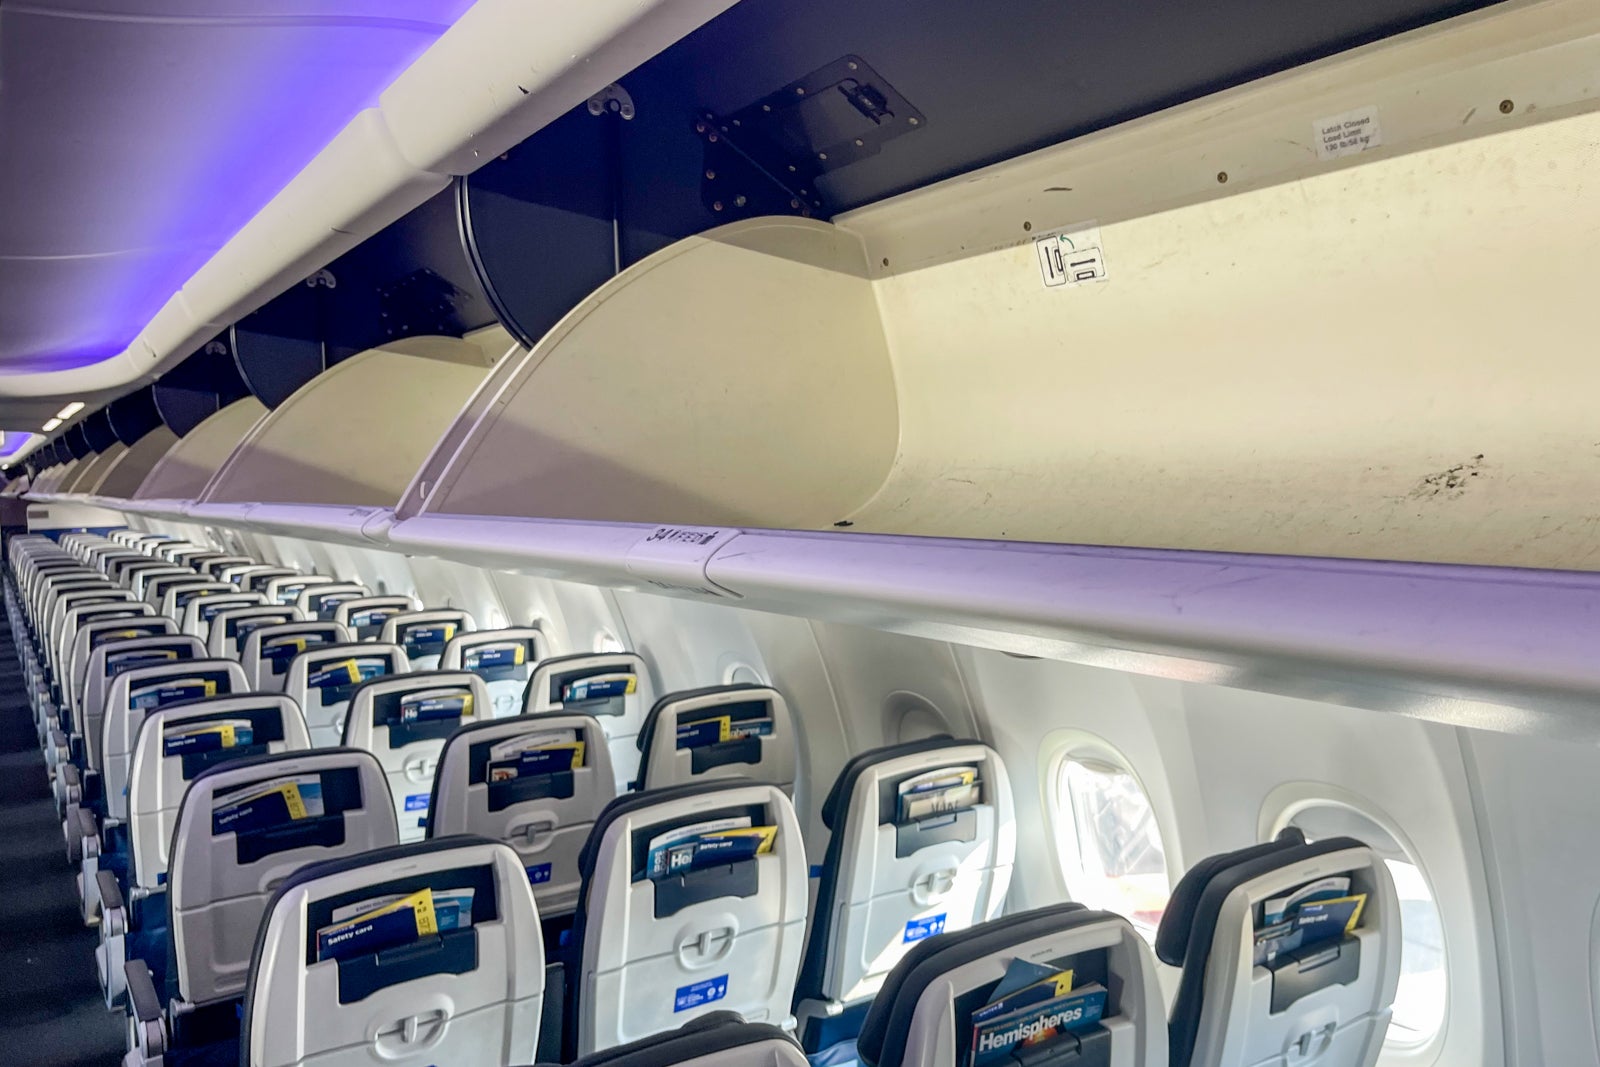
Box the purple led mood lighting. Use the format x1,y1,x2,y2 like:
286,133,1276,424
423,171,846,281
17,3,476,371
0,432,39,458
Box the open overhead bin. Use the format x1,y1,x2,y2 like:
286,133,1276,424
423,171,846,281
96,384,181,499
402,217,896,529
200,336,494,509
135,397,266,501
63,445,124,495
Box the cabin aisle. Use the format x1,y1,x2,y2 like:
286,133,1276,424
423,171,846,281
0,619,124,1066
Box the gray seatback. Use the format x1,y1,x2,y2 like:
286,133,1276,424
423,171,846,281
243,837,544,1067
430,713,616,917
168,749,400,1006
127,695,312,889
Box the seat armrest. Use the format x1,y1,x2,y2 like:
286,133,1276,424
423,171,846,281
97,869,126,935
77,805,100,847
70,805,99,864
124,959,168,1058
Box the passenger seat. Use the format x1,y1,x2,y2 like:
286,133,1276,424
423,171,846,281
262,573,337,607
123,749,400,1067
566,779,808,1058
208,605,301,661
380,608,476,670
333,594,420,640
635,684,797,794
180,588,265,639
526,652,650,791
81,658,247,924
441,626,545,718
296,581,370,621
1156,830,1401,1067
283,640,409,748
240,836,545,1067
430,712,617,918
340,670,489,841
240,620,350,691
794,738,1016,1053
856,903,1167,1067
98,695,311,1007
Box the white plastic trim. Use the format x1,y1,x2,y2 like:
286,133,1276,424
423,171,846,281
0,0,740,400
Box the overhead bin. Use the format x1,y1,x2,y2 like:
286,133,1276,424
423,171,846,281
94,430,176,500
134,397,266,501
403,217,895,529
200,336,494,508
62,445,124,495
57,410,122,494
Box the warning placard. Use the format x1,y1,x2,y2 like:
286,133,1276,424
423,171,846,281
1313,105,1383,161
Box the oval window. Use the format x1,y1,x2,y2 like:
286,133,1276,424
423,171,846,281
1274,801,1446,1048
1051,746,1171,941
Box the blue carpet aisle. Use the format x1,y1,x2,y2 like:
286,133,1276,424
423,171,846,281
0,617,125,1065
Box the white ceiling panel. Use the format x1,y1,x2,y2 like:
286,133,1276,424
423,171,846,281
0,0,472,381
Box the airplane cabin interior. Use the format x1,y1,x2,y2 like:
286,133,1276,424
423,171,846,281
0,2,1595,1066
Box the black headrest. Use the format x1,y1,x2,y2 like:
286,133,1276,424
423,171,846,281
819,735,968,831
636,684,771,754
1154,827,1306,966
532,1011,799,1067
860,903,1118,1067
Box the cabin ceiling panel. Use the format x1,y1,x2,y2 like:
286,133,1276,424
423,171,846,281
0,0,472,415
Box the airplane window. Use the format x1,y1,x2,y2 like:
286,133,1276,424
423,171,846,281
1279,802,1447,1048
726,663,763,686
1051,748,1170,942
593,629,624,654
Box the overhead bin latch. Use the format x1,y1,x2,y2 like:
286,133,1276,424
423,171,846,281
695,54,925,222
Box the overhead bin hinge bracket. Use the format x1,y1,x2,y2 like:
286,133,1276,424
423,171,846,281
586,83,636,120
695,54,925,223
378,269,466,341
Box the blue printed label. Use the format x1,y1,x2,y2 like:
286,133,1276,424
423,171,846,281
674,975,728,1012
404,793,429,812
467,644,524,670
903,913,947,943
526,863,552,885
565,676,634,702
